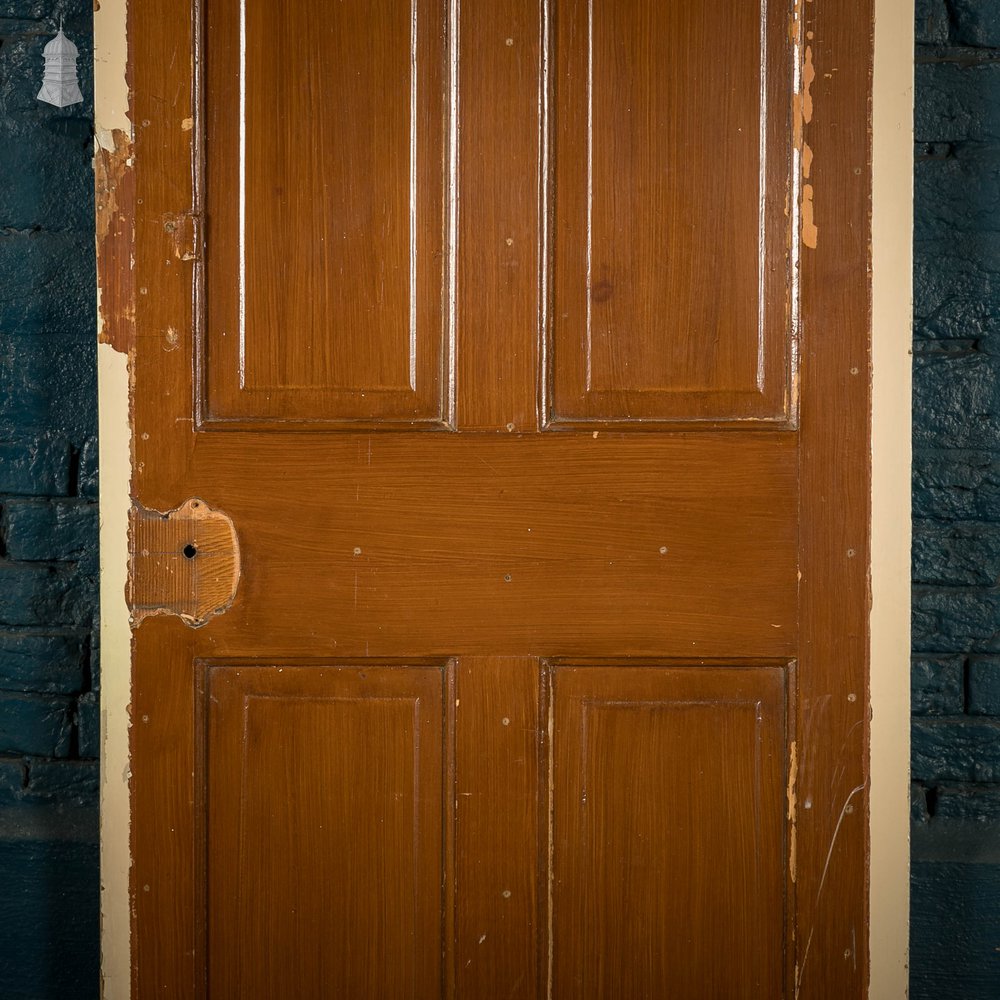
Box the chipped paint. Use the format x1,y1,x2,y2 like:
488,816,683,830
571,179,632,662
129,498,241,627
801,184,818,249
95,127,135,354
96,0,133,992
791,0,819,252
801,46,815,126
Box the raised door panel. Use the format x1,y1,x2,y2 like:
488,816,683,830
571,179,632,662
202,662,447,998
202,0,449,427
548,0,794,426
550,663,789,998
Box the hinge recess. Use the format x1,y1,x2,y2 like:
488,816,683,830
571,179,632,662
162,211,201,262
129,497,240,628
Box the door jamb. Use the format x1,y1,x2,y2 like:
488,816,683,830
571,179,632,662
95,0,913,994
870,0,913,994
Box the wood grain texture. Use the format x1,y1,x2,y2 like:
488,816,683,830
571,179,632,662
456,0,541,432
455,657,543,998
202,0,449,426
550,663,789,998
793,0,873,994
183,432,798,658
202,662,447,999
547,0,794,427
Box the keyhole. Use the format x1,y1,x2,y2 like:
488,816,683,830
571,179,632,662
183,543,197,559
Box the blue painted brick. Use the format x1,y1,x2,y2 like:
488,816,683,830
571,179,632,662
914,233,1000,343
0,692,72,757
0,118,93,232
911,849,1000,1000
0,819,99,1000
0,232,96,339
949,0,1000,47
0,2,92,22
76,691,97,759
913,450,1000,520
3,500,97,562
0,562,94,628
913,351,1000,449
912,718,1000,781
913,587,1000,652
0,758,96,807
913,520,1000,585
912,655,965,714
916,61,1000,144
0,756,27,803
914,144,1000,242
0,630,84,694
26,759,97,805
968,657,1000,714
935,784,1000,820
0,334,98,442
912,782,931,823
0,438,70,496
915,0,950,44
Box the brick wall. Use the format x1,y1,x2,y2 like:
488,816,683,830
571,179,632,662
912,1,1000,996
0,2,98,997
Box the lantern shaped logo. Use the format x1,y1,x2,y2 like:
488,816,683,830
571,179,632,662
37,28,83,108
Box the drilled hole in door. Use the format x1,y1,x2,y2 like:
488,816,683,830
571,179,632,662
183,543,197,559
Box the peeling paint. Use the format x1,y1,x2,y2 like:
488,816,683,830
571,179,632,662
96,0,134,992
801,46,815,126
802,142,814,180
792,15,819,251
95,127,135,355
129,498,241,627
801,184,818,249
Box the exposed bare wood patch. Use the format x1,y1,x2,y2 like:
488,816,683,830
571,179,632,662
129,498,240,627
95,126,135,354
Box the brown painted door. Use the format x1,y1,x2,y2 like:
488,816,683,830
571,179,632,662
115,0,871,996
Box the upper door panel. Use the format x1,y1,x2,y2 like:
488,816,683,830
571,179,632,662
547,0,795,427
202,0,449,427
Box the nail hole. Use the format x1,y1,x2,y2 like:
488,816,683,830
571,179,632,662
183,543,197,559
504,574,512,583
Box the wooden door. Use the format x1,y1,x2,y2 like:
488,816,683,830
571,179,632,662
111,0,872,996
